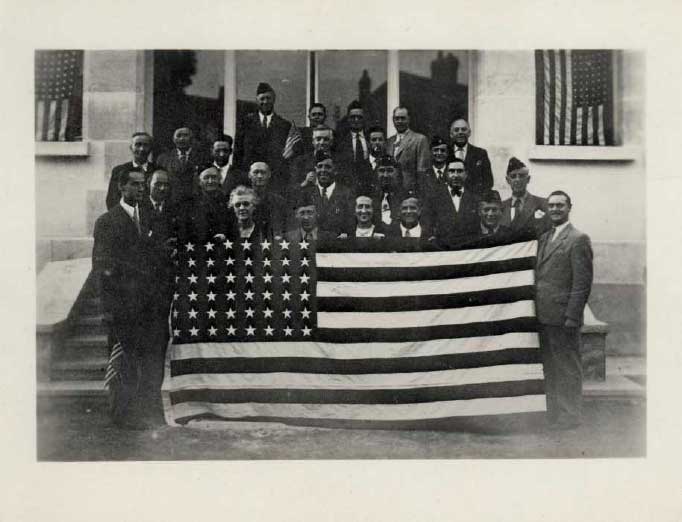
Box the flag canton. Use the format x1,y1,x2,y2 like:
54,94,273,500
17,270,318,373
35,51,81,100
171,237,317,343
572,50,611,106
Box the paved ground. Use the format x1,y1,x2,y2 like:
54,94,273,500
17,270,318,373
37,396,645,461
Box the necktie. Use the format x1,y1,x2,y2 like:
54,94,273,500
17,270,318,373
455,147,464,160
180,152,188,167
394,134,402,159
437,169,443,182
133,205,141,235
381,193,391,225
404,228,411,238
354,133,363,162
262,115,268,129
304,232,312,242
512,198,521,220
451,186,462,197
321,186,328,203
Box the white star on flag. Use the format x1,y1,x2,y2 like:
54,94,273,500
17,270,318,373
246,325,256,336
299,239,309,250
204,241,214,251
282,290,291,301
245,257,253,267
185,242,194,252
300,273,310,284
208,326,218,336
284,326,293,336
226,290,236,300
188,308,198,319
173,293,179,301
244,289,254,300
263,258,271,267
263,307,273,318
302,326,312,336
225,273,236,283
226,325,236,335
282,257,290,267
189,327,199,336
262,290,272,300
242,240,252,250
207,291,216,301
265,325,274,336
301,257,310,267
283,309,292,319
300,290,310,301
226,308,236,319
225,256,235,266
301,308,311,319
173,329,181,337
245,273,255,283
281,273,291,284
188,274,198,284
175,276,179,283
206,258,215,267
223,239,233,249
188,291,198,301
172,310,179,318
187,258,196,267
279,239,290,250
245,307,255,318
206,274,217,284
207,308,217,319
261,239,271,250
263,273,273,283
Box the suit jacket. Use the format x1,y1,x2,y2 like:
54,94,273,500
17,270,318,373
335,130,375,195
253,190,289,239
156,148,210,205
233,112,291,189
303,183,355,236
535,223,594,326
285,227,337,244
457,143,494,195
501,192,551,238
387,129,431,192
92,204,157,332
477,223,512,239
370,187,407,228
288,153,354,198
429,185,481,242
177,192,230,242
106,161,156,210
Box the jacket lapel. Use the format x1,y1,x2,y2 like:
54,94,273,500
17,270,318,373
538,223,572,266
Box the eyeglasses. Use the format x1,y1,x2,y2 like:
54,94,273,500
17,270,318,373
234,201,252,208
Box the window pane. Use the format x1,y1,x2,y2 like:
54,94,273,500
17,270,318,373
35,50,84,142
153,50,225,153
236,51,308,126
399,50,469,139
317,50,387,132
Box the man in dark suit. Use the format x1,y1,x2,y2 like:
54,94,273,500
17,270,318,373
93,170,169,428
370,155,406,229
536,190,593,430
289,125,336,192
300,103,328,155
285,191,338,244
209,135,249,197
178,167,230,242
387,106,430,193
156,126,209,205
301,151,355,238
105,132,155,210
449,118,494,195
367,126,388,173
248,161,288,240
335,100,373,194
500,157,551,237
233,82,293,193
477,190,511,238
429,158,481,243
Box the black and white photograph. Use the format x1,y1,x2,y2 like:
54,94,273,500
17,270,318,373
4,1,682,520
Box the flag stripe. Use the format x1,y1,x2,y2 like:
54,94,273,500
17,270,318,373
171,348,542,377
559,50,567,144
317,269,534,298
316,317,538,343
316,240,537,268
565,50,573,144
318,285,534,313
171,394,547,421
47,100,58,141
318,300,535,330
543,50,552,144
587,105,595,144
535,51,545,145
35,101,45,141
598,104,605,145
554,49,562,145
576,106,584,145
172,332,541,360
58,98,69,141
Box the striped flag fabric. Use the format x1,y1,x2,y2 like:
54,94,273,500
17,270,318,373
162,236,546,427
35,50,83,142
535,50,615,146
282,121,303,159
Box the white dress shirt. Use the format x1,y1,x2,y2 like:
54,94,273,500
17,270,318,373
119,197,138,220
450,187,464,212
355,225,375,237
318,181,336,199
352,131,368,159
259,112,273,128
453,143,468,160
551,221,570,241
400,223,422,238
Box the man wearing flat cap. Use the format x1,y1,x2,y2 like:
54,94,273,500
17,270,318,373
233,82,293,194
477,190,510,238
500,157,551,237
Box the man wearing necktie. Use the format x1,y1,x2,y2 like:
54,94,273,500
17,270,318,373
335,100,373,194
536,190,593,430
423,136,449,196
477,190,510,238
156,126,209,206
449,118,494,195
94,170,168,428
370,155,406,228
500,157,551,237
106,132,155,210
432,157,481,244
387,106,430,193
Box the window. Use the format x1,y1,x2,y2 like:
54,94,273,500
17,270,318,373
534,50,616,146
35,50,84,142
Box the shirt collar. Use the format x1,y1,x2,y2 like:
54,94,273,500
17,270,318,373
481,223,499,235
301,227,317,240
454,143,468,154
356,225,374,237
552,221,570,237
119,197,137,220
132,160,148,170
512,192,529,205
318,181,336,197
400,222,422,237
177,148,192,157
259,112,272,123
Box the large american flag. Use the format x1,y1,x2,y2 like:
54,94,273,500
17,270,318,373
535,50,615,146
162,236,546,426
35,50,83,142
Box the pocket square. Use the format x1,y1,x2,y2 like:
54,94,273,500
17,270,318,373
475,160,482,166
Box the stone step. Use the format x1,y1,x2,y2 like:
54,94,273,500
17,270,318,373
38,380,107,398
59,333,109,360
68,315,107,337
51,357,108,381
